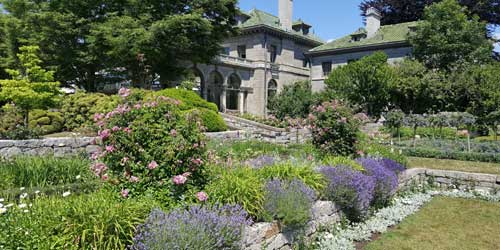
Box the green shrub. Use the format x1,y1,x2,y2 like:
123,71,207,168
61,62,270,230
257,162,326,193
361,143,408,166
93,96,207,202
0,190,158,249
29,109,64,134
152,88,218,112
268,81,315,119
205,166,265,218
400,147,500,163
381,126,462,140
309,101,359,156
61,91,121,131
321,156,364,171
0,157,94,191
186,108,227,132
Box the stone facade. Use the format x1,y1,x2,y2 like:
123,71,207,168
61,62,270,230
0,137,99,158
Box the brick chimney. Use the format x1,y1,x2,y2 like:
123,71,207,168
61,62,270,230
366,7,381,38
279,0,293,31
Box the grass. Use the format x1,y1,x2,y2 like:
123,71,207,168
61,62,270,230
365,197,500,250
408,157,500,175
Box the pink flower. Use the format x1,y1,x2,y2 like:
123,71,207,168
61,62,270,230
148,161,159,170
134,103,142,109
118,88,131,98
105,145,115,152
93,113,105,122
193,143,199,149
101,174,109,181
357,150,365,156
172,175,187,185
121,189,129,198
196,192,208,202
123,127,132,134
120,157,130,166
91,152,99,161
91,163,108,176
170,129,177,137
191,158,203,166
112,126,121,132
182,172,192,178
130,176,140,183
98,129,111,141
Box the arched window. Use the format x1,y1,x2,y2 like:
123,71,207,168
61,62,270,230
208,71,224,111
226,74,241,110
268,79,278,101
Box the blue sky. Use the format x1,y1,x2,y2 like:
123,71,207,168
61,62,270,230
239,0,499,50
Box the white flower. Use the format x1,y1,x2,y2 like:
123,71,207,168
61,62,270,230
20,193,28,199
76,175,81,180
5,204,14,208
0,198,4,202
20,187,25,191
62,191,71,197
18,203,27,209
0,203,3,208
34,190,40,195
23,210,29,213
0,208,6,214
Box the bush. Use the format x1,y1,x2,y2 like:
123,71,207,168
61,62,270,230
263,179,316,228
381,126,462,140
205,166,265,218
92,96,207,202
319,166,375,222
186,108,227,132
0,104,42,139
0,157,93,191
257,162,326,193
401,147,500,163
28,109,64,134
321,156,364,171
361,143,408,166
357,158,399,208
268,81,315,119
0,190,157,249
61,91,121,131
309,101,360,156
152,88,218,112
131,204,251,250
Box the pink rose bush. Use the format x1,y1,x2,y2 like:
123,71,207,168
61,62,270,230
309,100,360,156
91,93,207,201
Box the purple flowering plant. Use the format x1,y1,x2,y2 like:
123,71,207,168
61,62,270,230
319,165,375,222
357,158,399,208
91,92,207,202
263,179,316,228
130,204,251,250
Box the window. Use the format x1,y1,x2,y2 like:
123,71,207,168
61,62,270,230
303,58,309,68
237,45,246,59
322,62,332,76
268,80,278,101
270,45,277,63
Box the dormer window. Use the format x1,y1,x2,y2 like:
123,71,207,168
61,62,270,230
351,34,366,42
292,20,312,36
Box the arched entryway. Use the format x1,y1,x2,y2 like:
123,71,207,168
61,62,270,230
226,74,241,110
207,71,224,111
268,79,278,102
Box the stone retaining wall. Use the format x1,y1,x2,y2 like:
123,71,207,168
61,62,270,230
241,201,342,250
0,137,99,158
220,113,312,144
399,168,500,193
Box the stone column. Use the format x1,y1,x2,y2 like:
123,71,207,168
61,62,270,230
220,87,227,112
202,83,208,100
238,91,245,114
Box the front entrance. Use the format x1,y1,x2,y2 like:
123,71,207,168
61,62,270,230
207,71,224,111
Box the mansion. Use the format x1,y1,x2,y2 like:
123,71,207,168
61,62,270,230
193,0,414,116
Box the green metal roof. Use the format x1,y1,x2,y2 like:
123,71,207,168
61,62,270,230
239,9,324,44
310,21,418,52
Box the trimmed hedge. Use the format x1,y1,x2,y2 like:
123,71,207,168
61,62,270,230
153,88,219,112
186,108,227,132
400,147,500,163
29,110,64,134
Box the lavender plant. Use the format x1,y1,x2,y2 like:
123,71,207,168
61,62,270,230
245,155,277,169
378,158,406,174
130,204,251,250
263,179,316,228
319,166,375,222
357,158,399,208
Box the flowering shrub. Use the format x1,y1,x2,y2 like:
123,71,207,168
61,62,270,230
357,158,399,208
309,101,360,156
319,166,375,221
92,94,207,201
130,204,251,250
245,155,278,169
263,179,316,228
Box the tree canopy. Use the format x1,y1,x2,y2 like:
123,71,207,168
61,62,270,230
0,0,238,90
409,0,494,71
360,0,500,26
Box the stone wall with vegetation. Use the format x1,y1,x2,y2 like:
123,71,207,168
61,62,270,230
241,201,342,250
0,137,98,158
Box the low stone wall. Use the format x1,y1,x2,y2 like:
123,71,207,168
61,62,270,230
241,201,342,250
220,113,312,144
0,137,99,158
399,168,500,193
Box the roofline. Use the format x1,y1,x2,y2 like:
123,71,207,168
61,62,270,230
306,41,410,56
239,24,324,47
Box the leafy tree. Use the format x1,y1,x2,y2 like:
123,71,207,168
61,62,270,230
360,0,500,26
410,0,494,71
390,59,450,113
0,46,60,126
485,111,500,140
268,81,314,119
324,52,395,117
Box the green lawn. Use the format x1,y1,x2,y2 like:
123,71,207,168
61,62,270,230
408,157,500,175
365,197,500,250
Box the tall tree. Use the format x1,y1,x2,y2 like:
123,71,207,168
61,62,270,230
410,0,494,71
360,0,500,26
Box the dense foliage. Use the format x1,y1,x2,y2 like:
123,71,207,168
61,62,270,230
92,96,207,203
0,0,238,89
268,81,315,119
309,101,360,156
131,205,251,250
